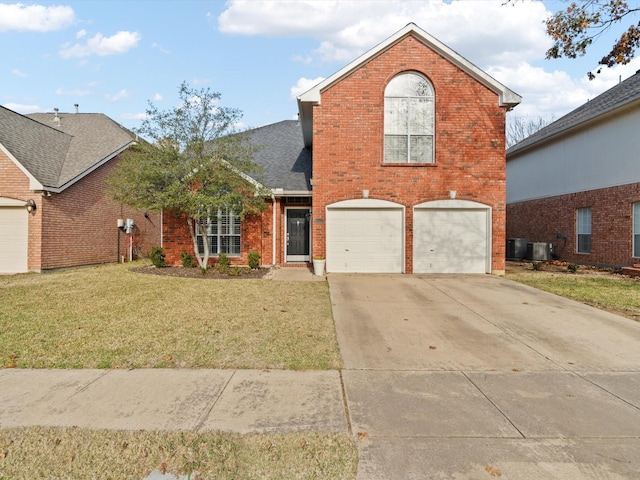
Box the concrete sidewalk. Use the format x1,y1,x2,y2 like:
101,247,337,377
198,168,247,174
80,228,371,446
0,368,346,433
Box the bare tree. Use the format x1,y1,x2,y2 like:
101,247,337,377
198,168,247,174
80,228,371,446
507,114,555,148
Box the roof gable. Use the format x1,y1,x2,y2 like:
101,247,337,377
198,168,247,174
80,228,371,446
297,22,521,147
508,70,640,157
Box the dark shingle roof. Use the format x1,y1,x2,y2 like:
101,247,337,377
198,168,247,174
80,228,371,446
508,71,640,157
244,120,311,192
0,106,136,190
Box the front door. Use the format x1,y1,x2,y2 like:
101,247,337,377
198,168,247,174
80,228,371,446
286,209,310,262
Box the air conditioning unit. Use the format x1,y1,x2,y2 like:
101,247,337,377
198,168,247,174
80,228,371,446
526,242,552,261
506,238,530,260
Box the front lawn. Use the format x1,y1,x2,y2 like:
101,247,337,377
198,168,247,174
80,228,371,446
506,262,640,321
0,263,342,370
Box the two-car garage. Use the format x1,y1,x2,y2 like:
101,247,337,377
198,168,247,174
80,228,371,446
325,199,491,274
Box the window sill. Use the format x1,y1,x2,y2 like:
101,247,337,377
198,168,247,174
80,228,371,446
382,162,437,167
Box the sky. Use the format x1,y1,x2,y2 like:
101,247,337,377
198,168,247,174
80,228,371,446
2,0,640,133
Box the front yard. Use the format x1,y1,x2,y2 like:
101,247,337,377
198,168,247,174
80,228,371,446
0,262,342,370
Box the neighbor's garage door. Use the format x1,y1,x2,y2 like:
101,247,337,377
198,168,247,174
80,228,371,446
0,206,28,273
414,200,490,274
326,199,404,273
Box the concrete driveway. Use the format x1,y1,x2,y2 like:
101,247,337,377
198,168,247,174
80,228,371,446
329,274,640,479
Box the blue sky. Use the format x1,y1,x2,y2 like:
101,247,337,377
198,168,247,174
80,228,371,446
2,0,640,132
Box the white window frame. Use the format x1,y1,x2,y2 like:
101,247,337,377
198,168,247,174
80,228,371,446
576,207,592,254
384,72,434,164
197,208,241,257
633,202,640,258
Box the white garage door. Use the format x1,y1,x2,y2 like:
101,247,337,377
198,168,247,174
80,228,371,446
0,206,28,273
326,199,404,273
414,200,490,274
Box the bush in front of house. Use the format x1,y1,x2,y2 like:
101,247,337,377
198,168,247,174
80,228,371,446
181,251,196,268
248,251,260,269
149,247,166,268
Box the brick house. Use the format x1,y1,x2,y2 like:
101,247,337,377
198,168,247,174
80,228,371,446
163,23,521,274
506,70,640,267
0,106,160,273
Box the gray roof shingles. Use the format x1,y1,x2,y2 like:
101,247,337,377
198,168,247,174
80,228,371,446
508,70,640,157
0,106,136,190
244,120,311,192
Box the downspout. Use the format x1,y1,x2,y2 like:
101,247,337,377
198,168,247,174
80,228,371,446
272,193,277,266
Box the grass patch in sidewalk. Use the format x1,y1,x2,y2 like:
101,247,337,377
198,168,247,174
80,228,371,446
0,427,358,479
0,263,341,370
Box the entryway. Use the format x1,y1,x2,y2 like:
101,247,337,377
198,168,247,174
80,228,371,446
285,208,310,262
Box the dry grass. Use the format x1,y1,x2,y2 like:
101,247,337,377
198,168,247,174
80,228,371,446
0,427,358,479
0,263,342,370
506,262,640,321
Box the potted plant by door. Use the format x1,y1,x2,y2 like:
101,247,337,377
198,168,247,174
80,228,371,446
313,256,325,276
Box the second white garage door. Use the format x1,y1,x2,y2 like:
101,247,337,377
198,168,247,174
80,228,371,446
326,199,404,273
414,200,490,274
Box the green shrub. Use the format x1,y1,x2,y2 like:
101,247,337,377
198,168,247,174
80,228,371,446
218,253,230,269
248,251,261,269
180,251,196,268
149,247,166,268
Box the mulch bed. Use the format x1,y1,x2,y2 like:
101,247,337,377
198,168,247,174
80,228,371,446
131,265,272,279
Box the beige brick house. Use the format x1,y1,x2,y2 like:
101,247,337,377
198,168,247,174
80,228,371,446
0,106,160,273
163,23,521,274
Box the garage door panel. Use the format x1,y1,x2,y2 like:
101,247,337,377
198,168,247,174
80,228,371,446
327,208,403,273
0,207,28,273
414,208,488,274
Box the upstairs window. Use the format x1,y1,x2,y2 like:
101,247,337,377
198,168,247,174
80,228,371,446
197,208,241,256
576,207,592,254
384,72,434,164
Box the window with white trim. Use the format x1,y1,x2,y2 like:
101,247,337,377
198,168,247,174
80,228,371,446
634,202,640,258
197,208,241,256
384,72,434,164
576,207,591,254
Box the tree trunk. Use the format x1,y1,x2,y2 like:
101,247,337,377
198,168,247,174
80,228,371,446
187,216,209,269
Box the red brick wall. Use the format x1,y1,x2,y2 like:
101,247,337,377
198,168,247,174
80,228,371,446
507,183,640,267
162,205,269,267
0,151,161,271
311,34,507,273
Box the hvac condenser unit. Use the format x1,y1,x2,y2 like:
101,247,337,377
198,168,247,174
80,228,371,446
506,238,530,260
526,242,552,262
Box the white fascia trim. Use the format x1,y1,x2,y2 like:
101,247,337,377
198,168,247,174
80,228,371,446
298,23,521,109
270,189,311,197
0,142,44,191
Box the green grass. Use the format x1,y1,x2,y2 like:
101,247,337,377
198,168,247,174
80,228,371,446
506,270,640,321
0,427,358,479
0,263,342,370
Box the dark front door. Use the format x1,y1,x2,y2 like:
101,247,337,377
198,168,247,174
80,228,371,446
286,209,310,261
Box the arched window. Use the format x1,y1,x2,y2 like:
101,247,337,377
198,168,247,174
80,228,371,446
384,72,434,163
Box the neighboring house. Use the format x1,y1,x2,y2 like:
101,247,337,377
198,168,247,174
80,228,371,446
0,106,160,273
163,23,521,274
506,70,640,267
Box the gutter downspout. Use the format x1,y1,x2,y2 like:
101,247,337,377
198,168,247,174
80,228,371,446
271,194,277,266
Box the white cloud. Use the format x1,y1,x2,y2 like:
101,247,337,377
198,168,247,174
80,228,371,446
59,31,141,59
218,0,551,66
153,93,163,101
3,102,40,114
11,68,27,78
55,88,91,97
121,112,148,121
0,3,75,32
105,89,130,102
76,29,87,39
290,77,324,99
